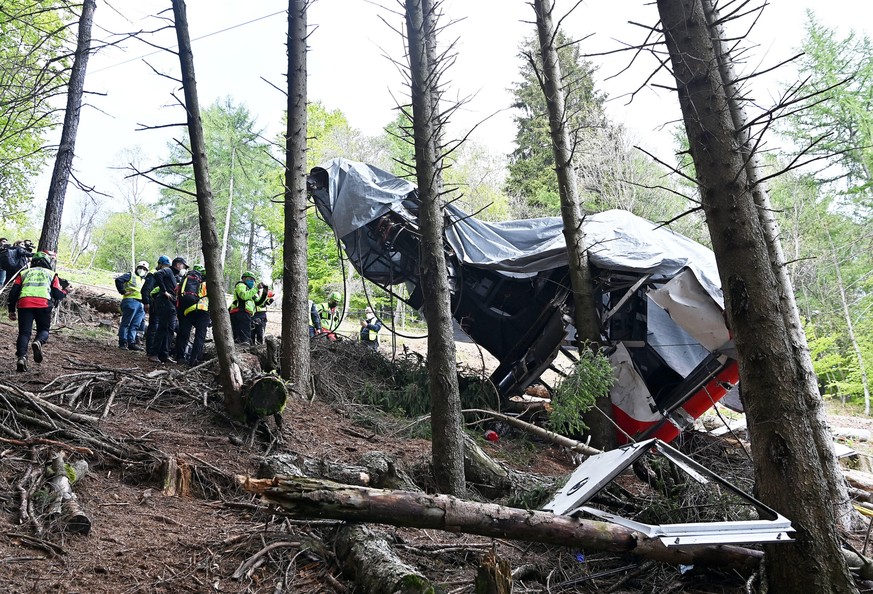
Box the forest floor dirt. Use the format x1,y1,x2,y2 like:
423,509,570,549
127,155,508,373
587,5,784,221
1,301,872,594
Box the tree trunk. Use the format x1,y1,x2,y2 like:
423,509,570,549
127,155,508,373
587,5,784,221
336,524,433,594
531,0,612,450
280,0,311,403
405,0,465,497
239,475,764,575
221,146,235,268
656,0,857,591
38,0,95,253
700,0,857,536
171,0,244,416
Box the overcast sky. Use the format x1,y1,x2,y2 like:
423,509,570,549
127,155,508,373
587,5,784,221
48,0,873,211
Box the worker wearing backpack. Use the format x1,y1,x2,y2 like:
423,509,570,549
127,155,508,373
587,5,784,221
174,265,209,365
115,261,149,350
229,271,268,345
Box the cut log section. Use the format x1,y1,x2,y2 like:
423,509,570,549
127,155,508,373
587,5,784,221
244,375,287,418
336,524,433,594
46,453,91,535
68,286,121,315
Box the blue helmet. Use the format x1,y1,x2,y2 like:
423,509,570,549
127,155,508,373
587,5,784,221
157,255,171,267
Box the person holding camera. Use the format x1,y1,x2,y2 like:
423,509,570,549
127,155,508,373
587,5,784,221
0,239,33,285
359,307,382,351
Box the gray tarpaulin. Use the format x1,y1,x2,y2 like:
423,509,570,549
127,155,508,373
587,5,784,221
314,158,724,306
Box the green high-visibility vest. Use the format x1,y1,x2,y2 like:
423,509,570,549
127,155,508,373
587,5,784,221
19,267,53,300
122,273,142,300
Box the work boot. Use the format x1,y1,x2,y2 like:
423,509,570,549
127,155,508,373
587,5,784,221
16,357,27,372
118,342,128,350
32,341,43,363
127,343,142,351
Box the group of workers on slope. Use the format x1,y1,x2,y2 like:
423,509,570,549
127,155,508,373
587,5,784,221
5,245,380,372
121,259,274,366
308,291,383,350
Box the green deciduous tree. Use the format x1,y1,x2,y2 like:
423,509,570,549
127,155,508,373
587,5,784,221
0,1,72,223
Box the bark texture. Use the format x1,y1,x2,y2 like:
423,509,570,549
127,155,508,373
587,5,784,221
531,0,612,450
240,475,764,575
39,0,96,253
46,454,90,534
172,0,244,415
656,1,857,591
336,524,433,594
405,0,465,496
280,0,311,403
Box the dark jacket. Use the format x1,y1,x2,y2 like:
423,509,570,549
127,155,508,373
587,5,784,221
0,245,32,275
141,272,157,306
153,267,180,302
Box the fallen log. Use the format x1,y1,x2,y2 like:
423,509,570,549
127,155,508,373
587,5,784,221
258,452,371,486
336,524,433,594
239,475,763,575
463,408,600,456
46,454,90,535
462,434,552,501
69,286,121,315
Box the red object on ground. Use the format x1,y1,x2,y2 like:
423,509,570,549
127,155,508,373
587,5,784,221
484,430,499,442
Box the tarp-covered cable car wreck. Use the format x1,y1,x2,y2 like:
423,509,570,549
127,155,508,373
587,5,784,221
308,158,740,443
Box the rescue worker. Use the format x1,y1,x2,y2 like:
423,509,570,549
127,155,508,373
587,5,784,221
148,256,187,363
7,251,68,372
308,299,320,337
174,265,209,366
116,261,149,350
359,307,382,351
229,271,268,344
142,255,171,358
251,286,274,345
316,291,342,332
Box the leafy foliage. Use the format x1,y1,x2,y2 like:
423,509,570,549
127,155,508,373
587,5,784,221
549,346,614,437
159,97,280,286
0,1,72,222
784,13,873,213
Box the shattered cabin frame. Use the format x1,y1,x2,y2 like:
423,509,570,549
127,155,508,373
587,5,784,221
308,159,741,443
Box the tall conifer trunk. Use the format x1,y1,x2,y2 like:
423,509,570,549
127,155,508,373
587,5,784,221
39,0,95,253
656,0,856,590
172,0,244,414
280,0,310,401
405,0,465,496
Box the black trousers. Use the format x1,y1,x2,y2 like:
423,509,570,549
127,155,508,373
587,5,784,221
145,307,158,355
16,306,52,358
175,310,209,364
153,299,177,360
230,310,252,344
252,312,267,344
